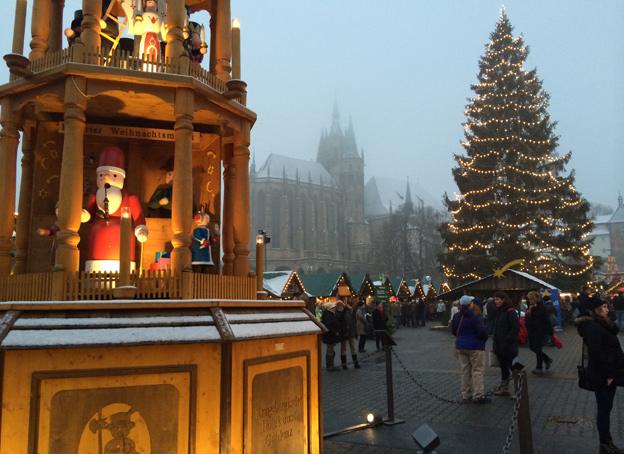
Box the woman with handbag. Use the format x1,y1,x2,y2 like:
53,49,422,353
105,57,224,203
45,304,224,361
526,290,554,375
576,293,624,454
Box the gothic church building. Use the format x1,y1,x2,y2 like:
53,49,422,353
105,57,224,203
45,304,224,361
250,107,385,273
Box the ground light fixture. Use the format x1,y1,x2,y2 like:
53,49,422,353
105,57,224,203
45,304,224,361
412,424,440,453
323,412,384,438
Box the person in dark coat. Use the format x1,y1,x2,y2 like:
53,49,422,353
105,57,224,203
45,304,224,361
525,290,554,375
321,302,341,371
336,300,360,369
372,301,387,351
577,285,592,317
492,291,519,396
416,298,426,327
451,295,490,403
576,293,624,454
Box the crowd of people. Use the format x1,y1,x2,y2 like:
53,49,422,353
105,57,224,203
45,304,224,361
448,288,624,454
316,286,624,454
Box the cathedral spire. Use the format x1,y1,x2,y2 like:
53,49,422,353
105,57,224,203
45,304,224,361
330,100,341,135
404,177,414,214
619,192,623,208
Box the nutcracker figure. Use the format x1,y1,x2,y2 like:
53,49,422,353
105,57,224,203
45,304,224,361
191,207,219,273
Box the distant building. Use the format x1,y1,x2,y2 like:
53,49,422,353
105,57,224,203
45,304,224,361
252,104,436,273
589,195,624,277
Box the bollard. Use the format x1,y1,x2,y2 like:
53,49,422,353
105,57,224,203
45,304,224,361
512,369,534,454
381,332,404,426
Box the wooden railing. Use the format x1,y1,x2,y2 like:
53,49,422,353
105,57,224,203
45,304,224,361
0,270,255,301
25,47,230,96
192,273,256,300
30,47,73,73
188,63,227,92
0,272,58,301
84,49,175,73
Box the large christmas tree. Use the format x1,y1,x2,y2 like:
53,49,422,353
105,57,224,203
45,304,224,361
440,9,593,288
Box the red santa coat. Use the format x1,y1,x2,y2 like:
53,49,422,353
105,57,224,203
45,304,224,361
86,190,145,262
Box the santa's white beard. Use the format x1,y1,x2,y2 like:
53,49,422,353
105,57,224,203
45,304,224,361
96,186,122,214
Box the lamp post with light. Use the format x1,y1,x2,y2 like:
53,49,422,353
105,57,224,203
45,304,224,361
255,229,270,299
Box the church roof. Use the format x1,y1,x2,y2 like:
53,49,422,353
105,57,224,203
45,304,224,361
364,177,389,218
255,153,336,187
369,176,441,212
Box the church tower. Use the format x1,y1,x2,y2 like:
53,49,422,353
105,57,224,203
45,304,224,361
316,104,365,224
316,104,369,266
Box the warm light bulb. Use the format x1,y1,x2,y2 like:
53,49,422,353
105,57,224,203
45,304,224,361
232,18,241,29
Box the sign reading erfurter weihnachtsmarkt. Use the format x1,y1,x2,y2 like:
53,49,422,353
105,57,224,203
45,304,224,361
59,123,201,143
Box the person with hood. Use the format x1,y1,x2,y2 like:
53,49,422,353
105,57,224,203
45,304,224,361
576,293,624,454
451,295,490,403
336,300,360,369
492,291,519,397
321,302,341,371
525,290,554,375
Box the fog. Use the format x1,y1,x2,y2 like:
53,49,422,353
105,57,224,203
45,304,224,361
2,0,622,209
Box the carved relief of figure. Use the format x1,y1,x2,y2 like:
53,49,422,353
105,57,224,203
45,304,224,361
89,408,138,454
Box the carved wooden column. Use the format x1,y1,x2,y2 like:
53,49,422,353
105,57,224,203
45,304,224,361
29,0,51,60
165,0,186,73
55,76,87,272
49,0,64,51
214,0,231,81
12,0,28,54
222,144,235,275
171,88,194,272
232,122,250,276
0,99,20,277
81,0,102,59
13,123,35,274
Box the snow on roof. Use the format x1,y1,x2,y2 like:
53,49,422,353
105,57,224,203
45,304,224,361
230,320,321,339
255,153,336,187
594,214,612,225
1,326,222,349
590,225,610,236
226,312,309,323
509,270,557,290
263,271,292,296
14,315,214,328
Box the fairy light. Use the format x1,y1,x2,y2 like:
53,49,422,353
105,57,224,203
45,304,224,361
441,13,593,284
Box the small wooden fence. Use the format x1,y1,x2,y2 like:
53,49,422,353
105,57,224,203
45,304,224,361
65,270,180,300
30,47,73,73
0,271,255,301
0,272,59,301
192,273,256,300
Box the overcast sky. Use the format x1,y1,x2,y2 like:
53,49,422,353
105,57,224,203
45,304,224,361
2,0,623,208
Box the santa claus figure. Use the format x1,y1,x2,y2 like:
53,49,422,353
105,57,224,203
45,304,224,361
83,146,148,273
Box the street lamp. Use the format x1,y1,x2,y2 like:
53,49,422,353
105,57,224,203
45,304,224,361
255,230,269,299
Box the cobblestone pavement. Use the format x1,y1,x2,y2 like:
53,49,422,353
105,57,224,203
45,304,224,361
322,325,624,454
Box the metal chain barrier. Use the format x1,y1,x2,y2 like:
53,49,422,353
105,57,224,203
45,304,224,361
390,348,499,404
502,372,524,454
389,348,526,454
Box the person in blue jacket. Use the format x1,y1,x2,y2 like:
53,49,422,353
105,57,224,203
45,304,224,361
451,295,490,404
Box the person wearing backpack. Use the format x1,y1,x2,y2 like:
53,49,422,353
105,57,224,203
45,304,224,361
492,291,519,397
576,293,624,454
451,295,490,404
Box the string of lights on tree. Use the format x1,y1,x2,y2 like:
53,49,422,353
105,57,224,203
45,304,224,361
440,8,594,287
